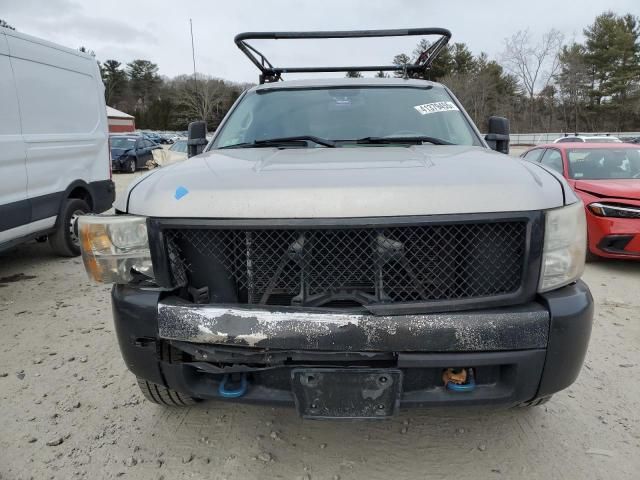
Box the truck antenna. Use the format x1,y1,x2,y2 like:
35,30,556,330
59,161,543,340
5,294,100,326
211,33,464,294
190,19,197,83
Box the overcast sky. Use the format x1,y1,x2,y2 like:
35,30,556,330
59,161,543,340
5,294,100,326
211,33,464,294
2,0,638,83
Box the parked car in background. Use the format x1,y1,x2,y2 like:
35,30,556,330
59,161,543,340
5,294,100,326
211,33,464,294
110,135,161,173
522,143,640,260
164,139,188,164
0,26,114,256
160,133,180,144
554,134,621,144
142,132,164,144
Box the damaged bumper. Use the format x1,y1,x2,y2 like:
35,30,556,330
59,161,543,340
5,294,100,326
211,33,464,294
112,281,593,409
157,300,550,352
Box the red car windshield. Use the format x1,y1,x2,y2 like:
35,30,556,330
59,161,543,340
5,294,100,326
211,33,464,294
567,148,640,180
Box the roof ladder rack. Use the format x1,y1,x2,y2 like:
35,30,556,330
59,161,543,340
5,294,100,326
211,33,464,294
234,28,452,84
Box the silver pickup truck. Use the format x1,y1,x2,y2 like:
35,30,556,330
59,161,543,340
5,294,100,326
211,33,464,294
79,29,593,419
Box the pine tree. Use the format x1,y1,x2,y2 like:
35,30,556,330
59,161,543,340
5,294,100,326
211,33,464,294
101,60,129,107
127,60,161,109
584,11,640,129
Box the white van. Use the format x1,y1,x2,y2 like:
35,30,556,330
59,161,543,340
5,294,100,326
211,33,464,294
0,26,114,256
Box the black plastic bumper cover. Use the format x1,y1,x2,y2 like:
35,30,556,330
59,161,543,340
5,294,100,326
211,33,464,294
111,281,593,408
88,179,116,214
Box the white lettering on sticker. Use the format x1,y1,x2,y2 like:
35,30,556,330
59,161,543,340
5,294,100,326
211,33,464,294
413,101,460,115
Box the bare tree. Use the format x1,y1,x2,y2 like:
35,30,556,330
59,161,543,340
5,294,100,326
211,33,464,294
502,29,564,130
175,74,229,124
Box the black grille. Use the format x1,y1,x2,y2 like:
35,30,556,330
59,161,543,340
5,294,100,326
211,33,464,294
163,220,527,309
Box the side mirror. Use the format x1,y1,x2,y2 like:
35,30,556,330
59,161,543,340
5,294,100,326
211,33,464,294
187,121,208,158
485,116,510,154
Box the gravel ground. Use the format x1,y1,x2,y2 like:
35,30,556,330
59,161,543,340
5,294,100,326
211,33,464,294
1,168,639,480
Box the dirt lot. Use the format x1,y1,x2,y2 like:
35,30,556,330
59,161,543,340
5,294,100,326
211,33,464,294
1,169,639,480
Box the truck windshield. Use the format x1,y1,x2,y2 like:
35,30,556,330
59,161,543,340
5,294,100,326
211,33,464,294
212,86,481,148
567,148,640,179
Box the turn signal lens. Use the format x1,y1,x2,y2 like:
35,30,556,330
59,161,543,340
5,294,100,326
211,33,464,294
539,201,587,292
79,216,153,283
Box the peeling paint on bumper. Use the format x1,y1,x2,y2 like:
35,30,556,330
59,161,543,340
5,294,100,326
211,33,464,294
157,299,549,352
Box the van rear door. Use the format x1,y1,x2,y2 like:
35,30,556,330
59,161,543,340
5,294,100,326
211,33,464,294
0,31,29,242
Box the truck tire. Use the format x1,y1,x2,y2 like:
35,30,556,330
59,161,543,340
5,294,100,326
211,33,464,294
49,198,90,257
136,378,200,407
517,395,553,408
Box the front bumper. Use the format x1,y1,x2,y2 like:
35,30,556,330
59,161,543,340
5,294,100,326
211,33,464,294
88,179,115,214
111,159,126,171
587,209,640,259
112,281,593,409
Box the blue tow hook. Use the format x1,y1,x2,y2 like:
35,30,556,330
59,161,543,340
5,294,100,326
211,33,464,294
446,368,476,393
218,373,248,398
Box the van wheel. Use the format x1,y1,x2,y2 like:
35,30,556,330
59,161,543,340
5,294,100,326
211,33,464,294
136,378,200,407
49,198,90,257
127,157,137,173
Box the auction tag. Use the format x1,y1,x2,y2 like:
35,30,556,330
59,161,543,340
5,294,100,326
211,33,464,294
413,101,460,115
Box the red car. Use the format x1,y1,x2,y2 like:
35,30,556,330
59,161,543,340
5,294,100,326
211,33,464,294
522,143,640,260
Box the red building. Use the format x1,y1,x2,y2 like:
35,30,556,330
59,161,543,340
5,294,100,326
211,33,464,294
107,106,135,133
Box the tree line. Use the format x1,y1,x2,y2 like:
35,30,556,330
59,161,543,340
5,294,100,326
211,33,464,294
3,11,639,133
100,59,251,131
357,11,640,133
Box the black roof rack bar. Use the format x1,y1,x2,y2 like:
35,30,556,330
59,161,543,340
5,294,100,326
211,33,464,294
234,28,452,84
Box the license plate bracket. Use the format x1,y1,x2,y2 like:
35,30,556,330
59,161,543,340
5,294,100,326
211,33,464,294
291,368,402,419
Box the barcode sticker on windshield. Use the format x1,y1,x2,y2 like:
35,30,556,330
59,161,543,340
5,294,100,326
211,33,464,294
413,101,460,115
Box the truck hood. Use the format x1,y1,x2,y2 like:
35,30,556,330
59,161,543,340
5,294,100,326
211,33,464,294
574,179,640,201
122,145,564,218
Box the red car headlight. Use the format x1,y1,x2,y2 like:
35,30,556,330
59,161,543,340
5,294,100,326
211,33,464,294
588,202,640,219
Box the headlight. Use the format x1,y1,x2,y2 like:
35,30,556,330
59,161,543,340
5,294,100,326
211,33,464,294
539,201,587,292
79,215,153,283
588,202,640,219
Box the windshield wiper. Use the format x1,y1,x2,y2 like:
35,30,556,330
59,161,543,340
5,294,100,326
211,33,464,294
219,135,336,149
355,136,454,146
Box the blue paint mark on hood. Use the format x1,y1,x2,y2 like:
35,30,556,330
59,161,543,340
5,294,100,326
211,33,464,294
174,186,189,200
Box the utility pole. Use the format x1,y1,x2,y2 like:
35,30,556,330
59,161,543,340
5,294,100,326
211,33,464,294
190,19,197,79
189,18,200,121
190,19,197,92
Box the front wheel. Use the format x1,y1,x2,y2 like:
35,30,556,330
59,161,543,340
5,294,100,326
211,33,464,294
49,198,90,257
126,157,137,173
136,377,201,407
517,395,553,408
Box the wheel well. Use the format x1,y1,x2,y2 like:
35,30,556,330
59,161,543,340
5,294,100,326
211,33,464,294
67,186,94,211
